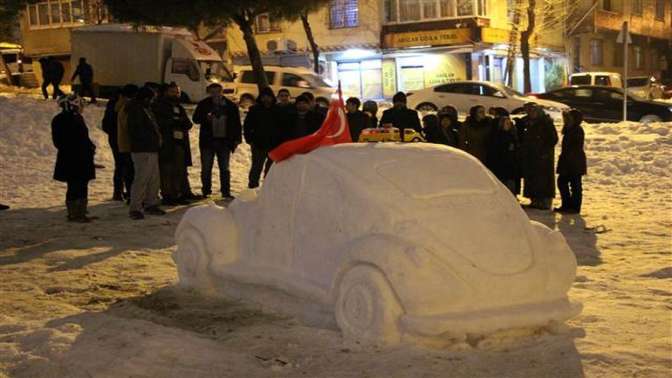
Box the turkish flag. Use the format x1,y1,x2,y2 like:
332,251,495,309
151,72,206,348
269,84,351,162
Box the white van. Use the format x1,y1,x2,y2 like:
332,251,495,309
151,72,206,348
227,65,334,107
569,72,623,88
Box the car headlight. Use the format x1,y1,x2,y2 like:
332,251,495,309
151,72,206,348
668,107,672,113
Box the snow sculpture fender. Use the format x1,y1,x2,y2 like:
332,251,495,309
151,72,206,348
173,203,239,290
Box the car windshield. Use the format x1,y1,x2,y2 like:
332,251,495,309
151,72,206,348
627,78,650,87
200,61,233,82
376,154,496,199
490,83,524,97
302,73,333,88
570,75,592,85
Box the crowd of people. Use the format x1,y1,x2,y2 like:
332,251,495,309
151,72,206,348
47,82,586,223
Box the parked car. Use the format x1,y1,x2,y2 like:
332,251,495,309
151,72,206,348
227,65,335,107
534,86,672,123
569,72,623,88
406,81,568,115
662,78,672,99
358,127,425,143
627,76,664,100
173,143,581,344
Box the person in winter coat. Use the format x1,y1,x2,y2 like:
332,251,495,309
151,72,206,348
52,94,96,222
555,109,587,213
126,86,165,219
424,112,457,147
193,83,242,199
439,105,461,131
459,105,493,164
71,57,96,104
362,100,379,128
517,103,559,210
40,57,65,100
280,94,325,142
102,90,123,200
244,87,281,189
114,84,138,201
152,83,193,204
277,88,291,107
379,92,422,139
345,97,370,142
488,116,520,194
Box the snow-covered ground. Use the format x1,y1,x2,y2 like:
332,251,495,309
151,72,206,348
0,92,671,377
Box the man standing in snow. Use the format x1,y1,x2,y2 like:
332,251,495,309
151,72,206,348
244,87,281,189
193,83,241,200
379,92,422,139
152,83,192,204
40,57,65,100
71,57,96,104
555,109,587,214
126,86,165,219
280,94,324,142
115,84,139,201
518,103,558,210
51,94,96,222
345,97,370,143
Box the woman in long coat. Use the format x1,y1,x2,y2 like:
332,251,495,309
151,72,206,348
555,109,587,213
52,94,96,222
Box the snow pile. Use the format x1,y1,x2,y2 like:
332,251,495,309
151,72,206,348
0,94,251,208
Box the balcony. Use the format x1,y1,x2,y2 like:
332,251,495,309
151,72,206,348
594,9,670,40
383,0,488,25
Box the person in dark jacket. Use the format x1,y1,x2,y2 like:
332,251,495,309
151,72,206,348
280,94,325,142
424,113,457,147
193,83,242,199
362,100,379,128
52,94,96,222
517,103,559,210
244,87,281,189
555,109,587,213
345,97,370,142
102,90,124,200
152,83,193,204
126,86,165,219
71,57,96,104
277,88,291,107
488,116,520,194
40,57,65,100
379,92,422,140
459,105,493,164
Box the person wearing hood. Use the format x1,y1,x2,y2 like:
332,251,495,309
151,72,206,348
555,109,587,214
244,87,281,188
126,86,166,219
379,92,422,139
52,94,96,222
193,83,242,199
517,102,559,210
152,82,193,205
458,105,493,164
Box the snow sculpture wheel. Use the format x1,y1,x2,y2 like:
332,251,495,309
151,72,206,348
174,226,214,290
335,266,403,345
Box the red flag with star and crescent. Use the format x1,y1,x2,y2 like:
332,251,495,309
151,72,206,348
269,83,351,162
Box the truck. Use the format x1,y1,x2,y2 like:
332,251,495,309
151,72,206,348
70,24,232,102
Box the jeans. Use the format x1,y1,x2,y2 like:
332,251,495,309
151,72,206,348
201,144,231,196
248,145,273,189
79,81,97,103
42,79,64,100
130,152,160,213
66,180,88,201
558,175,583,212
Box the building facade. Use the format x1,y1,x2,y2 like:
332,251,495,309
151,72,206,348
567,0,672,79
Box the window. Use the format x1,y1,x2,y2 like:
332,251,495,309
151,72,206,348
594,75,611,86
590,39,603,65
26,1,87,29
281,73,311,88
570,74,591,85
385,0,486,23
330,0,359,28
632,0,642,15
172,59,200,81
655,0,665,20
254,13,280,33
240,70,276,85
602,0,622,12
633,45,643,69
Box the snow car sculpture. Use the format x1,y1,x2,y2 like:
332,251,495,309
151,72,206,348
173,143,581,344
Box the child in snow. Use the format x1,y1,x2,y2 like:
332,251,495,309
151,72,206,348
555,109,587,214
51,94,97,222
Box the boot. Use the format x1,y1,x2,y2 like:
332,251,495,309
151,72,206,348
66,200,76,221
83,199,99,220
68,199,93,223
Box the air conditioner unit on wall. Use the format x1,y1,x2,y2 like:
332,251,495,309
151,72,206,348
267,39,297,54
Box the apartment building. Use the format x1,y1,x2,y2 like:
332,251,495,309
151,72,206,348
567,0,672,79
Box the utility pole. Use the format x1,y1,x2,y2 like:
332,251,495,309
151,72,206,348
617,21,631,122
